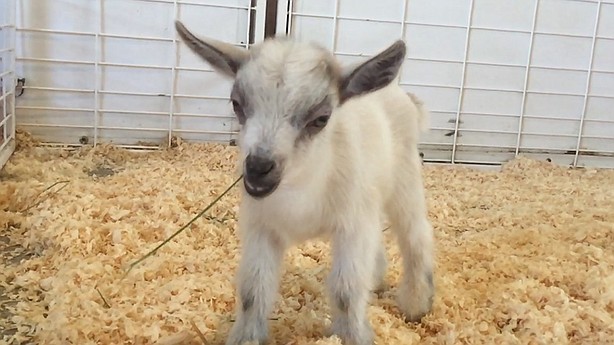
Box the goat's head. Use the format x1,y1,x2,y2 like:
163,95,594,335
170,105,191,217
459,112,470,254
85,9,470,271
175,21,406,199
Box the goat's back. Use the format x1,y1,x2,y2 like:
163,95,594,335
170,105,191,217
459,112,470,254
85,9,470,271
324,82,428,209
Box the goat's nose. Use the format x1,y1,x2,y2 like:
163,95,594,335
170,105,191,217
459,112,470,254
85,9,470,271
245,154,275,176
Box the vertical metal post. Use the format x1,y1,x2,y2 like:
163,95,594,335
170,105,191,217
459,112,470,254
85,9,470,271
93,0,102,146
573,0,601,167
515,0,540,156
450,0,475,164
331,0,340,52
168,0,179,147
397,0,409,83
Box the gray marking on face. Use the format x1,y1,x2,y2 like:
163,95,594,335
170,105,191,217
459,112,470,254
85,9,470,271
290,96,333,129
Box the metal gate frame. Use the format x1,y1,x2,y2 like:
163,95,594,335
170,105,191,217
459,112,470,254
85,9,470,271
13,0,269,150
273,0,614,169
0,0,17,169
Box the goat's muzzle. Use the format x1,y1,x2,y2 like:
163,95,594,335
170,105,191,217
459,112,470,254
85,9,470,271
243,154,281,198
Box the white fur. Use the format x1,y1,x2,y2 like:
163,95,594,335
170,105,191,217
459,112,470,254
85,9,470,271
173,23,435,344
229,84,434,345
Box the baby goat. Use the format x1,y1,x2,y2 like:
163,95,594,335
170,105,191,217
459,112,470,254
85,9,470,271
175,21,435,345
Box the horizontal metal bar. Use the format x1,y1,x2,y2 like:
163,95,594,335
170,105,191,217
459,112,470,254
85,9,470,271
522,114,581,122
577,134,614,140
419,142,453,147
0,113,13,128
16,87,233,102
99,61,172,70
36,142,163,150
17,123,92,129
16,27,248,46
173,112,233,119
17,27,94,37
173,93,228,100
16,57,93,65
16,56,218,73
99,109,168,116
0,70,13,79
455,143,517,150
419,141,614,156
22,83,612,103
432,110,520,118
403,82,614,99
170,128,237,135
16,106,93,112
0,47,14,54
17,122,238,136
400,56,614,75
0,24,15,29
290,13,613,41
577,149,614,155
22,86,94,93
456,128,517,135
15,105,234,119
116,0,252,11
520,131,582,138
581,118,614,124
400,82,460,90
429,126,454,131
0,137,12,154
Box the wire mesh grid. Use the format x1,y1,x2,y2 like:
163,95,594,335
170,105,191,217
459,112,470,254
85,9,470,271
282,0,614,168
14,0,263,150
0,0,17,169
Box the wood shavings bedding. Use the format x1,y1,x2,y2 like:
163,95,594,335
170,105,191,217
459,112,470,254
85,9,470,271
1,135,613,344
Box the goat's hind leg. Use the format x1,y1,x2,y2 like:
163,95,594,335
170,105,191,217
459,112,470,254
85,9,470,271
387,171,435,323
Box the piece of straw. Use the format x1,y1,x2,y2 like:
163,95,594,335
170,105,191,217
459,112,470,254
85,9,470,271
21,180,70,213
122,175,243,278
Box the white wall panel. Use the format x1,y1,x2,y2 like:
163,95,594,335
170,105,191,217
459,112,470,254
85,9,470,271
279,0,614,168
15,0,263,148
7,0,614,169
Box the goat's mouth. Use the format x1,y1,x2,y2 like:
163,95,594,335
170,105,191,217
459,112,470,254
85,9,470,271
243,174,281,199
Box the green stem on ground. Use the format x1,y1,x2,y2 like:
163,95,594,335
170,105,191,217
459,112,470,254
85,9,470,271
121,175,243,279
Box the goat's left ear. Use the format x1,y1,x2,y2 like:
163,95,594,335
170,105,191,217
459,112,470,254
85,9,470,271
338,40,406,103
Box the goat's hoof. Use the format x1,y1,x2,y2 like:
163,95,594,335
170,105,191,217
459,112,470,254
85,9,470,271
398,292,433,323
225,337,266,345
397,279,434,323
225,323,268,345
327,322,375,345
372,283,389,299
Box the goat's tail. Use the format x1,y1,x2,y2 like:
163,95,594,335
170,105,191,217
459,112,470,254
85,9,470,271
406,92,430,133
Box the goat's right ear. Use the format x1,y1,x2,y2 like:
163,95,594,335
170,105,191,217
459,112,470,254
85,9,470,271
175,20,249,78
338,40,406,103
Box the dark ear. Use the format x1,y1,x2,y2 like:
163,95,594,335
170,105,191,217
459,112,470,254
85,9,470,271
338,40,406,103
175,20,249,78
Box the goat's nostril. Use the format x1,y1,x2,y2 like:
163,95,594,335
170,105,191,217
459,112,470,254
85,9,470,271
246,155,276,176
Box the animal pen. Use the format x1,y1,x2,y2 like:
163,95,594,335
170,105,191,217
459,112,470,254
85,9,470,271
1,0,613,343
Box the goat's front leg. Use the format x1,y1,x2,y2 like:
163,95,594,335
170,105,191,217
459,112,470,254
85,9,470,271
226,230,285,345
327,216,379,345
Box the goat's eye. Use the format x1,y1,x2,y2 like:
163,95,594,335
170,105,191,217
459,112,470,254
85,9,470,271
308,115,330,128
231,100,246,124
